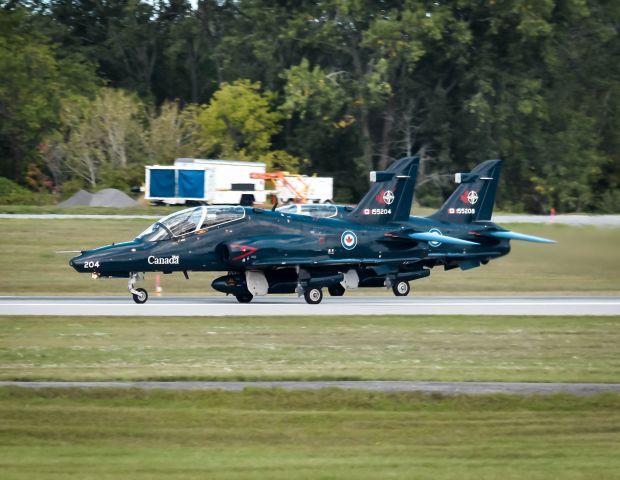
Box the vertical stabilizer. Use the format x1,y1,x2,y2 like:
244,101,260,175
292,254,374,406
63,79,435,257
349,156,420,225
429,160,502,224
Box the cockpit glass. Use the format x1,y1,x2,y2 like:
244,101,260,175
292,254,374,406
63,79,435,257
165,207,203,237
136,206,245,241
301,204,338,218
137,222,171,242
276,204,338,218
200,206,245,228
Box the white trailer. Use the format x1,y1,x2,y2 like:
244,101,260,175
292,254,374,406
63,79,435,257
145,158,267,205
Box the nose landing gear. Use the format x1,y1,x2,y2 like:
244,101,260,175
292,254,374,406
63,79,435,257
128,273,148,304
132,288,148,304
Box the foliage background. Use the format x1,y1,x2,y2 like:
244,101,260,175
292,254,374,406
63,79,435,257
0,0,618,212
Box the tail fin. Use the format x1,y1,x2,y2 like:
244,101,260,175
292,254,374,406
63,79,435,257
349,156,419,224
430,159,502,224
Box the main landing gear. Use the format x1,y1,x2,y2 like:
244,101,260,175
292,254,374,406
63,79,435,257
392,280,410,296
328,284,345,297
304,287,323,305
128,273,148,304
235,293,253,303
234,288,325,304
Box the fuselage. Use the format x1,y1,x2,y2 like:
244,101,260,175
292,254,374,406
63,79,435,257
68,156,552,305
70,206,510,278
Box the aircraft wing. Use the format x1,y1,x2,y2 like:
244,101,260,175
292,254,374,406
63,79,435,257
382,231,479,246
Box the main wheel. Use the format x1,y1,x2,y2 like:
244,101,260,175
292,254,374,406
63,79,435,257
132,288,148,304
392,280,410,297
304,287,323,305
328,284,345,297
235,293,253,303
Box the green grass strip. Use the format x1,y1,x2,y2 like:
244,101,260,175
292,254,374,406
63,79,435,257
1,388,619,480
2,315,619,383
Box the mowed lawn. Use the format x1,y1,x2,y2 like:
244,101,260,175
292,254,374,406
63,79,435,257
0,219,618,296
1,388,619,480
2,315,619,382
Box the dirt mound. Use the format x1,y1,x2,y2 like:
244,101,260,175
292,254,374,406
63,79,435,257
59,188,138,208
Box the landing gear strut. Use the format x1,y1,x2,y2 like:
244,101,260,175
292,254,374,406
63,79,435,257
128,273,148,304
392,280,410,297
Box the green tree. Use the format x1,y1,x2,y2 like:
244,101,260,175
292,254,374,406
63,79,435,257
6,0,620,210
197,79,283,159
48,88,144,189
0,7,98,182
145,101,205,165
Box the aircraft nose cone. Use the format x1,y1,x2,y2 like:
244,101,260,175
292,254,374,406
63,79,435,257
69,253,85,271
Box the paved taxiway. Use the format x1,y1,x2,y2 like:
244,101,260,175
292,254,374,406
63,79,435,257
1,380,618,396
1,295,618,316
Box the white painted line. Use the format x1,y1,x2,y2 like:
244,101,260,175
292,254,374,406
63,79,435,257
2,301,619,307
1,297,618,316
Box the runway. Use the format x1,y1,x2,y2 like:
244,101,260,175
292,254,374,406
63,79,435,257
0,295,618,316
1,380,618,395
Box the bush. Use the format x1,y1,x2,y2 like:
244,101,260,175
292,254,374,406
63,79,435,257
0,177,55,205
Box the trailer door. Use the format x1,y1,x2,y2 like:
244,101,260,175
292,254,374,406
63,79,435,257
178,169,205,199
149,168,176,198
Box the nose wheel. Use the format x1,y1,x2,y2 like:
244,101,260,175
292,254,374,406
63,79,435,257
128,272,148,304
132,288,148,304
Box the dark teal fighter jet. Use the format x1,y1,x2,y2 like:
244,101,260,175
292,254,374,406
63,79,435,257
70,157,554,304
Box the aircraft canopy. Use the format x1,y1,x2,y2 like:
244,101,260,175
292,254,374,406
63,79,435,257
137,205,245,241
276,203,339,218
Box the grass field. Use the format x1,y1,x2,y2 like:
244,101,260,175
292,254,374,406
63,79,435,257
2,215,617,479
1,388,619,479
2,315,618,382
0,218,618,295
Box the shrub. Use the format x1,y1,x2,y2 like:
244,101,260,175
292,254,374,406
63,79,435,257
0,177,55,205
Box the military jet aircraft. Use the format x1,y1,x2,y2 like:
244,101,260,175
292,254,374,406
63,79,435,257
70,156,554,304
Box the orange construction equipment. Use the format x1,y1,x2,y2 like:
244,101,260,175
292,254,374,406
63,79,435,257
250,171,309,203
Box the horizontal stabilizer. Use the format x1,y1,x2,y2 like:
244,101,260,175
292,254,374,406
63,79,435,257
409,232,479,246
486,231,556,244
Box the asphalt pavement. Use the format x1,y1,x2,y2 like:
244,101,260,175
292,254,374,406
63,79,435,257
0,295,618,316
1,380,618,396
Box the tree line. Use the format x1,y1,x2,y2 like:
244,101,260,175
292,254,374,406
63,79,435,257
0,0,618,212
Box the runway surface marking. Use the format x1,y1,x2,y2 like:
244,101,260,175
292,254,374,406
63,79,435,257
0,296,618,316
1,380,618,396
